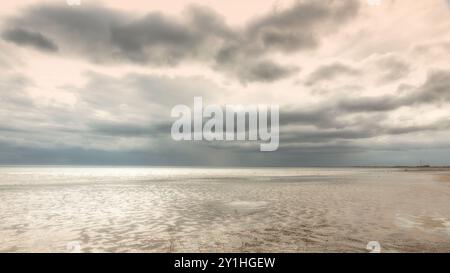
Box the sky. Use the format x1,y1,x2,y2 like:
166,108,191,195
1,0,450,166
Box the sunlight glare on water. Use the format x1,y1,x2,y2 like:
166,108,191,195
1,167,450,252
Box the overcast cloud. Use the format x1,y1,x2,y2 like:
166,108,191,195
1,0,450,166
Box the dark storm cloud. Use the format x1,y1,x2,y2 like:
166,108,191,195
305,62,361,86
107,5,236,64
88,121,170,137
245,0,359,53
1,28,58,52
2,1,360,82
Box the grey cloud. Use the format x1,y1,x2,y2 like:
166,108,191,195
2,1,360,82
0,125,29,134
0,74,35,107
336,70,450,113
280,106,344,129
384,124,440,135
108,5,236,65
374,55,410,84
3,138,450,167
76,72,222,115
277,70,450,147
229,60,299,83
282,129,373,143
412,41,450,56
245,1,359,53
109,13,203,64
88,121,170,137
305,62,361,86
281,119,450,144
0,71,226,154
1,68,450,166
305,54,411,87
336,94,401,112
414,70,450,103
198,67,450,156
2,28,58,52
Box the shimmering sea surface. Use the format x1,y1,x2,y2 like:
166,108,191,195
1,166,450,252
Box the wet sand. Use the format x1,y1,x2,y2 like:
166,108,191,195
437,174,450,182
0,167,450,253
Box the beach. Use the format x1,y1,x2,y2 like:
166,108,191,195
0,167,450,253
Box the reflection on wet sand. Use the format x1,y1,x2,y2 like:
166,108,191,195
0,167,450,253
437,174,450,182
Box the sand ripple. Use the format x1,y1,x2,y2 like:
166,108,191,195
0,167,450,252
